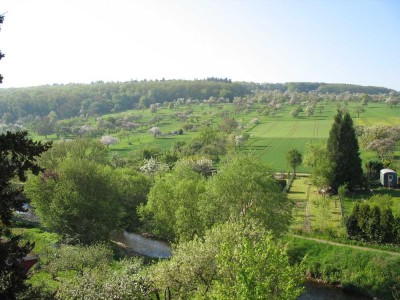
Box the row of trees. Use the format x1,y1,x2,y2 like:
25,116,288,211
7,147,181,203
346,201,400,244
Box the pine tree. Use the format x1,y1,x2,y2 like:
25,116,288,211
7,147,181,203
326,110,363,190
0,15,51,298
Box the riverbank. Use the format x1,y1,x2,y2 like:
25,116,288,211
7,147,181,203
286,236,400,299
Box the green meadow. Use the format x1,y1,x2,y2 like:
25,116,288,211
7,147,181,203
33,102,400,172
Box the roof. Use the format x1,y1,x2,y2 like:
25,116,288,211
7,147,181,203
380,169,396,174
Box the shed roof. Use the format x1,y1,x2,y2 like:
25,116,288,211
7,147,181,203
380,169,396,174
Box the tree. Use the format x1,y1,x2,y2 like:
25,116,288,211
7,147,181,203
354,105,365,117
149,220,303,300
149,126,161,138
218,117,238,134
305,105,315,118
290,108,300,118
139,162,207,241
0,131,51,298
286,148,302,176
25,158,148,244
326,110,363,190
367,138,396,161
34,111,58,138
99,135,118,146
37,138,108,170
303,143,334,189
204,154,293,236
360,125,399,161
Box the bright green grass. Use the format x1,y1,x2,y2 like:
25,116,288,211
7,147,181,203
288,177,343,235
243,103,400,172
287,177,310,232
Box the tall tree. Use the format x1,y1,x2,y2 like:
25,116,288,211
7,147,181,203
0,131,51,298
326,110,363,190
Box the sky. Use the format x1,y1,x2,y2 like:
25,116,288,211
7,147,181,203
1,0,400,90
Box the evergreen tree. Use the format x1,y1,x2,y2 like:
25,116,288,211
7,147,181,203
381,208,395,243
326,110,363,190
0,15,52,298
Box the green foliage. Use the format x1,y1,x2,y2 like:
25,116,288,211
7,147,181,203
326,110,363,190
30,242,149,299
149,220,304,300
0,129,50,299
0,131,51,226
345,202,400,244
43,243,113,275
56,266,150,300
212,234,303,300
22,228,61,254
286,237,400,299
205,154,293,236
286,148,302,175
139,162,207,241
141,154,293,241
365,160,384,180
37,138,108,170
26,158,149,244
0,235,34,299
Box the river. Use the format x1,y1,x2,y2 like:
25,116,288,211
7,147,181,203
112,231,370,299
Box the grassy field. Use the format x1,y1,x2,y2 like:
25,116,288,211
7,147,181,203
242,102,400,172
32,101,400,172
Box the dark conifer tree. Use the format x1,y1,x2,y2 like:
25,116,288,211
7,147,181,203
326,110,363,190
0,15,51,299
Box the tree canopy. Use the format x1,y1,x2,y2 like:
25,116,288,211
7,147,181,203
149,219,304,300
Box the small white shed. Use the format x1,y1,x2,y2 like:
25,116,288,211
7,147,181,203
380,169,397,188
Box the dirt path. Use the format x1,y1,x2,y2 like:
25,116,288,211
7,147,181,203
289,234,400,257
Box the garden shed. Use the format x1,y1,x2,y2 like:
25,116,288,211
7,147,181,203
380,169,397,188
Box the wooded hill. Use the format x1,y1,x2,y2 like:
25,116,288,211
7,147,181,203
0,79,397,120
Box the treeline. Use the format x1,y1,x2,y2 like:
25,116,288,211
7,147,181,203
0,80,252,120
346,202,400,244
0,80,396,121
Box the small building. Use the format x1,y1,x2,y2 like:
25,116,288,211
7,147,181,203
380,169,397,188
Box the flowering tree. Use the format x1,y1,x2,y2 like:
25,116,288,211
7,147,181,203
140,157,168,179
149,127,161,138
100,135,118,146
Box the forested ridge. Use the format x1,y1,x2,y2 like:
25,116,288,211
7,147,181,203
0,79,396,120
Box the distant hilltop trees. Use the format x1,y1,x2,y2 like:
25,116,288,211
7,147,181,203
0,79,397,122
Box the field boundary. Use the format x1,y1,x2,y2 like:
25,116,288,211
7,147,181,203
289,234,400,256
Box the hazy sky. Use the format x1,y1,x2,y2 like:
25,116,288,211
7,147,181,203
1,0,399,90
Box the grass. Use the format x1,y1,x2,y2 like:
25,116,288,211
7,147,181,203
288,177,400,240
285,236,400,300
31,102,400,172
